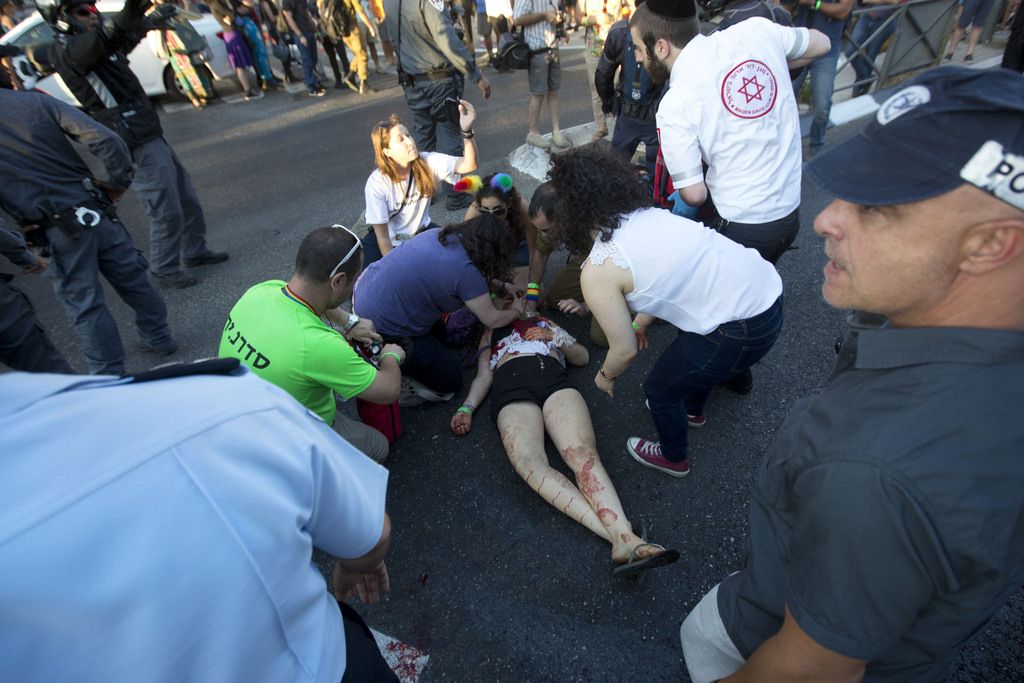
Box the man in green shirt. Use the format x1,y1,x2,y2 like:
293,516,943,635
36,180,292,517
220,226,405,462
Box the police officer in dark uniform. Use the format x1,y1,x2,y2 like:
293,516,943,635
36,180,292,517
0,88,177,375
385,0,491,211
594,12,663,177
0,221,74,374
28,0,228,290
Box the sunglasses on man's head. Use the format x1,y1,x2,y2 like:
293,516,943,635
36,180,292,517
328,224,363,278
477,204,508,218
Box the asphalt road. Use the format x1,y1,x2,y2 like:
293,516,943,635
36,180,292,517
5,41,1022,682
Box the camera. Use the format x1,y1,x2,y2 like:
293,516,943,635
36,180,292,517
553,2,567,40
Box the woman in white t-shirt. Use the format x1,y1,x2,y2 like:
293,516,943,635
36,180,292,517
547,147,785,479
361,107,479,264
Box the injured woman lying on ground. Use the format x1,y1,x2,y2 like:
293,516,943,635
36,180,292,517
450,311,679,577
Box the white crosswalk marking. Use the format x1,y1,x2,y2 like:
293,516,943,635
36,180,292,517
371,629,429,682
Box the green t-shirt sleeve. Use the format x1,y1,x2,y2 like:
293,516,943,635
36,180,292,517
304,329,378,401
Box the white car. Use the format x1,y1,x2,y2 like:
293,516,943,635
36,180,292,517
0,2,234,103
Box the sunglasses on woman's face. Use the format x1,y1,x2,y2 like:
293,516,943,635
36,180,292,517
477,204,508,218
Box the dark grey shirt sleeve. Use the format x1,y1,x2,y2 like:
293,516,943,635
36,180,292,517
420,0,481,82
0,91,132,222
386,0,481,82
46,96,134,189
785,460,948,660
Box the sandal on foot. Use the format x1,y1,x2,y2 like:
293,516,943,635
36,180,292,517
613,542,680,577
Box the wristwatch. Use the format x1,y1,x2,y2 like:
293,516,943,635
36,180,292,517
342,312,360,333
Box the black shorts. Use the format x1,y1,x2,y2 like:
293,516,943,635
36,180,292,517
490,354,575,422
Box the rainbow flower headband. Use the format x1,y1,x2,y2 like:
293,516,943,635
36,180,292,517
454,173,514,194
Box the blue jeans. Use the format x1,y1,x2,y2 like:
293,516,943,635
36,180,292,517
296,31,319,90
402,76,465,200
845,13,898,94
792,46,839,147
45,216,173,375
644,296,784,462
130,137,210,277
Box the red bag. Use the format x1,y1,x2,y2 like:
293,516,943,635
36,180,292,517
356,398,403,443
652,145,676,209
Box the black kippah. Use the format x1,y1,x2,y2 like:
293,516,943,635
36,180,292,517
646,0,697,20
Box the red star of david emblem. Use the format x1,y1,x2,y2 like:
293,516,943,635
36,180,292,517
738,75,765,104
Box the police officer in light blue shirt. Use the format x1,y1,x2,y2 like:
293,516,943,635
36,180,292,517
0,360,397,682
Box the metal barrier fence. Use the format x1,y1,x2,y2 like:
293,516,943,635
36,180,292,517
835,0,963,95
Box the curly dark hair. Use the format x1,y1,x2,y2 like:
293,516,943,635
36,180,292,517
547,146,653,255
438,213,515,285
475,173,526,245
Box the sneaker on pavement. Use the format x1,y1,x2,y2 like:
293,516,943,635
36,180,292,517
398,380,427,408
309,87,327,97
183,250,229,268
137,339,178,356
551,131,571,149
526,132,551,149
626,437,691,477
152,271,198,289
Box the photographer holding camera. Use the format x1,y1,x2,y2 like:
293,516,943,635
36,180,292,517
28,0,228,290
514,0,570,150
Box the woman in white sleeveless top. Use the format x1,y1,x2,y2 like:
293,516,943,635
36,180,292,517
546,148,784,478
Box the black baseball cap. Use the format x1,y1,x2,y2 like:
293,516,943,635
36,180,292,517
805,66,1024,212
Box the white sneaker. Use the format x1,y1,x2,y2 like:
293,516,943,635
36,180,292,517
399,376,454,407
526,132,551,149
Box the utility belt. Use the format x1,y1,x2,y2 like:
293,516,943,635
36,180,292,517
621,100,655,122
92,100,162,149
398,67,455,87
22,182,114,253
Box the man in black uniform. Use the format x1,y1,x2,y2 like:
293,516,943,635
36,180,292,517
0,221,74,374
0,89,176,375
594,10,663,177
29,0,227,289
385,0,491,211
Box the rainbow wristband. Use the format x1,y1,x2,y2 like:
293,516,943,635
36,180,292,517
526,285,541,303
457,404,475,415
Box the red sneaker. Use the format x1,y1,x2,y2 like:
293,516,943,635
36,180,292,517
626,438,691,477
687,414,706,428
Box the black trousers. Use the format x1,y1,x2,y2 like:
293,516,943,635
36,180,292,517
339,600,398,683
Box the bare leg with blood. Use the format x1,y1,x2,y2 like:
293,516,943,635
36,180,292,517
496,392,668,566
